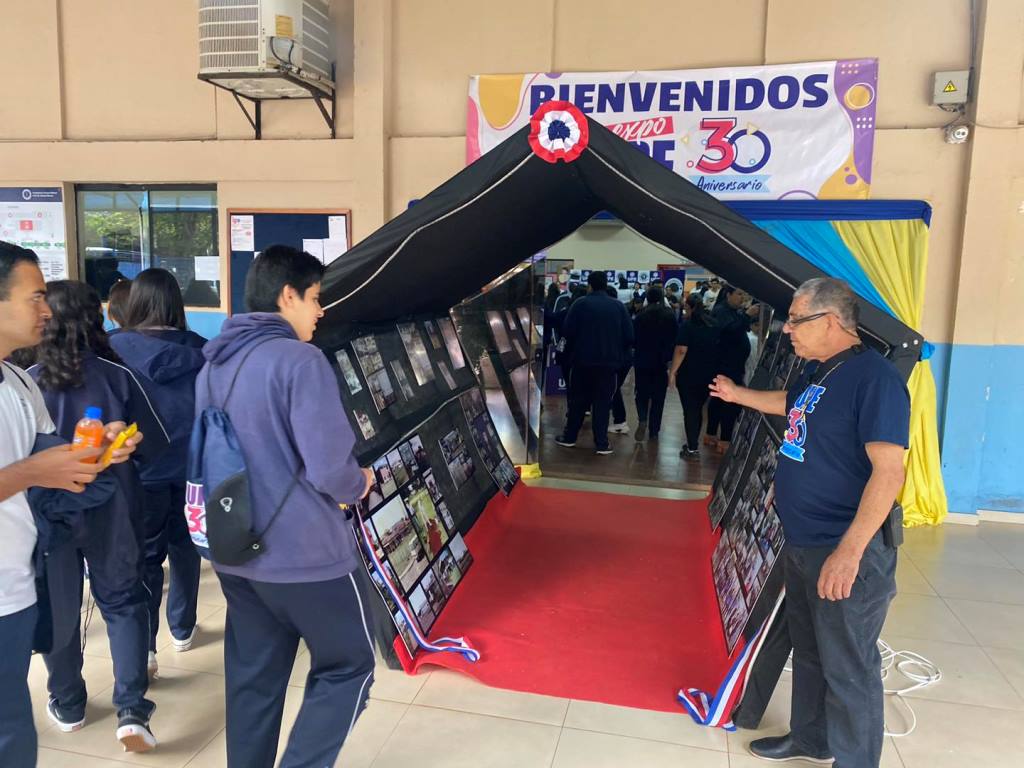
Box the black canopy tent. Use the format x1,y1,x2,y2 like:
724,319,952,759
318,109,923,375
314,104,924,728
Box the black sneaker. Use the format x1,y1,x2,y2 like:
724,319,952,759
679,446,700,460
555,436,577,448
748,734,833,764
116,708,157,753
634,422,647,442
595,446,614,456
47,698,85,733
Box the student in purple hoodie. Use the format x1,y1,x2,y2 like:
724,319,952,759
194,245,374,768
109,269,207,677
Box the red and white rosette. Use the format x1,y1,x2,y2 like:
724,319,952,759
528,101,589,163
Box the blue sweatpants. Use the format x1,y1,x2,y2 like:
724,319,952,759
217,571,376,768
0,605,38,768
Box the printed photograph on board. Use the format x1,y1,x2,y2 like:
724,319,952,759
370,496,428,592
352,335,384,377
366,368,397,413
433,549,462,596
370,568,398,613
386,448,411,488
438,317,467,369
439,428,476,489
353,409,376,440
460,388,487,420
424,319,443,350
397,323,436,386
409,435,431,473
393,609,418,655
495,457,519,496
334,349,363,395
398,441,418,478
402,479,449,559
438,360,457,390
449,532,473,574
419,567,446,617
391,359,416,401
408,584,435,634
436,499,455,532
423,469,443,504
373,456,398,499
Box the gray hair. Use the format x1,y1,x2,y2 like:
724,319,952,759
793,278,859,330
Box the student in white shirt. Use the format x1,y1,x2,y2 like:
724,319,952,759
0,242,142,768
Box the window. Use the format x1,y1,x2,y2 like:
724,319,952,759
77,185,220,307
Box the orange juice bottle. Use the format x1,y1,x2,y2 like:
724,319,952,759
72,407,105,462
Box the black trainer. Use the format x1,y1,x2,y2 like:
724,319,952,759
748,734,834,764
595,446,614,455
116,707,157,753
555,435,577,448
47,698,85,733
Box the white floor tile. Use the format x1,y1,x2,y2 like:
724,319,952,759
552,728,728,768
890,697,1024,768
912,561,1024,605
413,668,569,725
370,705,560,768
564,698,727,752
984,646,1024,700
946,599,1024,651
882,594,975,645
880,634,1024,710
896,555,936,596
902,526,1014,570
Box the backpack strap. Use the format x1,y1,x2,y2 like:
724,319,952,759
206,339,274,409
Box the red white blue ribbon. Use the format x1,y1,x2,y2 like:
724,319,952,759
528,101,589,163
356,518,481,663
677,590,785,730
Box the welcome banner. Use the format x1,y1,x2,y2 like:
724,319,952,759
467,60,877,200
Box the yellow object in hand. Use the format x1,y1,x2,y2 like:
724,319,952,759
100,423,137,467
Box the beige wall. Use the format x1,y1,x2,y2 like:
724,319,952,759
0,0,1021,347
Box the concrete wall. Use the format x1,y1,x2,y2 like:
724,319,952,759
1,0,1021,515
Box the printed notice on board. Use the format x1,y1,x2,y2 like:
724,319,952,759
302,239,325,263
322,239,347,266
230,215,255,251
328,215,348,247
0,187,68,281
194,257,220,281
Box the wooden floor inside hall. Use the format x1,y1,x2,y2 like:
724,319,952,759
538,372,722,490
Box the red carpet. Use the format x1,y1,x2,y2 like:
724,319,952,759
395,484,735,713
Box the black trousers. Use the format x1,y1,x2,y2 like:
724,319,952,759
563,365,618,451
785,534,897,768
143,482,201,651
0,605,37,768
634,367,668,436
610,365,631,425
678,381,710,449
218,571,376,768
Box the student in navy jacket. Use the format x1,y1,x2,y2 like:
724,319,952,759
27,280,169,753
195,245,373,768
109,269,206,675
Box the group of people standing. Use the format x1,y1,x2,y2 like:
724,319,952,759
1,242,375,768
546,270,759,457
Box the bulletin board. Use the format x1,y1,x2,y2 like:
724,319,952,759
227,208,351,314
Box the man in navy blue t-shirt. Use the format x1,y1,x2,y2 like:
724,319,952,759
710,278,910,768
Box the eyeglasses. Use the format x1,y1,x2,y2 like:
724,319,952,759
783,311,831,328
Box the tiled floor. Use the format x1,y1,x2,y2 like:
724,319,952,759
30,520,1024,767
538,374,723,489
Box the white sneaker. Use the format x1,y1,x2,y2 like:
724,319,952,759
147,652,158,679
171,627,196,652
609,422,630,434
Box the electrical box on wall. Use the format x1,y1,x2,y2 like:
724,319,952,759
933,70,969,106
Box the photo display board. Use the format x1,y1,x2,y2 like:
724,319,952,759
319,313,519,657
707,324,808,653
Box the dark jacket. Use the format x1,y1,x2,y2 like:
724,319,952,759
712,303,754,380
632,304,678,370
194,313,367,584
675,318,721,387
109,329,207,485
562,292,635,369
28,433,118,654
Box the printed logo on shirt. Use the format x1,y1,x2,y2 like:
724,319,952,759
184,481,209,549
780,383,827,463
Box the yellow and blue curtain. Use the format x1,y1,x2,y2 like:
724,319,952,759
727,200,946,527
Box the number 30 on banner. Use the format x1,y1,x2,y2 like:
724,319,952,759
697,118,772,175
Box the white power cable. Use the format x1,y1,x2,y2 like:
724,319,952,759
781,638,941,738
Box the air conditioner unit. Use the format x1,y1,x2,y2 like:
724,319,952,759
198,0,333,98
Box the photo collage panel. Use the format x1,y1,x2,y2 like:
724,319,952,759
708,407,761,530
439,426,477,490
356,432,474,653
711,428,786,654
460,389,518,496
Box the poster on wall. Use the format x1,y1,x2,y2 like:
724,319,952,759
468,59,878,200
0,188,68,280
